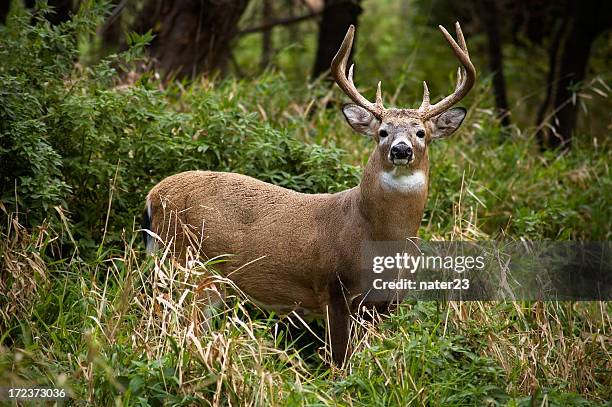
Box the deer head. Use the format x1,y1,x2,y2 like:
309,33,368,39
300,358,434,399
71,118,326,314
332,23,476,175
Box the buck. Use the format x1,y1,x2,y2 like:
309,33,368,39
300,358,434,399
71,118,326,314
143,22,475,365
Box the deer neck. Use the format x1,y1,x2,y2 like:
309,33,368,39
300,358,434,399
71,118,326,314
355,152,429,241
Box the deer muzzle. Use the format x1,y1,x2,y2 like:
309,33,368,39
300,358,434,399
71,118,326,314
390,142,413,165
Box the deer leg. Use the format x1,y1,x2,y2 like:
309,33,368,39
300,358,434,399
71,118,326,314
327,280,352,366
195,276,226,332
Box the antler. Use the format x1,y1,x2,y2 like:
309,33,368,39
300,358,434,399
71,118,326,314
331,23,475,121
331,25,385,119
416,22,476,119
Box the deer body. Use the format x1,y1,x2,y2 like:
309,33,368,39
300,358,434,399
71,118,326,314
144,23,475,365
145,150,429,309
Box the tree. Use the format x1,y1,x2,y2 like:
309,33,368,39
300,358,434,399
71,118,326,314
537,0,611,149
260,0,273,70
133,0,250,79
312,0,362,79
438,0,516,128
450,0,610,148
0,1,9,24
478,0,511,127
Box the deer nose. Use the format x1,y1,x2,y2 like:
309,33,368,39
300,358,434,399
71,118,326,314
391,143,413,160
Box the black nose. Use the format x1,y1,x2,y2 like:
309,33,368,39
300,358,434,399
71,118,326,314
391,143,413,160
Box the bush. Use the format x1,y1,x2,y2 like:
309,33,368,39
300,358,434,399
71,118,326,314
0,3,359,253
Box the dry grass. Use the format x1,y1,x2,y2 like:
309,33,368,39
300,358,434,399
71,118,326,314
445,301,611,399
0,203,50,332
1,183,610,405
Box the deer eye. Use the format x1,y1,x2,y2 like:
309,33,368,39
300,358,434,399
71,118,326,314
379,129,388,138
416,129,425,138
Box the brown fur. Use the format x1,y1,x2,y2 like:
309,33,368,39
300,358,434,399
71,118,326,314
147,154,428,307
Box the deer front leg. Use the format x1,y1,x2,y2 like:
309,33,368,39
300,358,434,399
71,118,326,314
327,280,352,366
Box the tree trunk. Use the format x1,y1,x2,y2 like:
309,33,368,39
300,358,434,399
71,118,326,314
134,0,250,80
312,0,362,80
535,17,568,148
539,0,609,149
480,0,511,127
260,0,273,70
0,1,9,25
100,0,125,52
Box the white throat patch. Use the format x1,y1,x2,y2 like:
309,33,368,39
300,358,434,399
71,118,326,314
380,169,426,194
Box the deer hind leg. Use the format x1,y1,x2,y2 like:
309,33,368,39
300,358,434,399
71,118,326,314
326,279,352,366
194,275,227,332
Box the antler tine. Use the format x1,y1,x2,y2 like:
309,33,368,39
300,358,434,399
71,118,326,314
420,81,430,110
455,22,469,92
455,21,469,56
419,22,476,119
455,67,463,91
375,81,383,107
331,25,385,118
348,64,355,85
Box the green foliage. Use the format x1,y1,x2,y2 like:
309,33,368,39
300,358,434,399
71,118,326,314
423,119,611,240
333,303,509,405
0,3,359,251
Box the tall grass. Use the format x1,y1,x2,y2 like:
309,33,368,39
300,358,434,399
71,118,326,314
2,86,610,403
2,201,610,405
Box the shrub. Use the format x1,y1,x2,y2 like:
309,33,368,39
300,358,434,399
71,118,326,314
0,3,360,253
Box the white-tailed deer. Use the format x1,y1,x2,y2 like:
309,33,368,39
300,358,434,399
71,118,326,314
143,23,475,365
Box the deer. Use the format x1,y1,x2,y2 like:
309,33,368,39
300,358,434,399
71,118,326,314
142,22,475,366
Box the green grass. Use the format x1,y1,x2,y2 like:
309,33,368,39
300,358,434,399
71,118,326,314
2,221,610,405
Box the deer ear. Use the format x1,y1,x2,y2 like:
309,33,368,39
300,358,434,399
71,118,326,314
431,107,466,139
342,104,379,137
